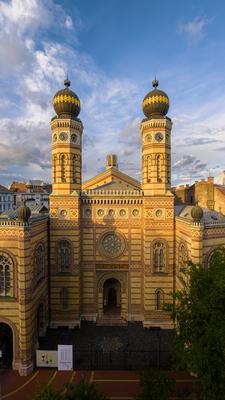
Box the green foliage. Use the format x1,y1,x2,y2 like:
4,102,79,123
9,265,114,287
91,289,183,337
64,379,109,400
32,384,63,400
165,247,225,400
136,369,175,400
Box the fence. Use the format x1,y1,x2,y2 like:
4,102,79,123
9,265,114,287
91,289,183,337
73,349,171,370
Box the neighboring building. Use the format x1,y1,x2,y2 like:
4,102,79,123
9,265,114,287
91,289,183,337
0,184,16,213
9,180,51,209
172,176,225,215
0,78,225,375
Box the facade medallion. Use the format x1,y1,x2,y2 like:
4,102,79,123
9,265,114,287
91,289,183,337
155,209,162,217
60,209,67,218
97,209,104,217
119,209,126,217
132,209,139,217
59,132,68,141
108,209,115,217
85,208,92,217
100,231,125,258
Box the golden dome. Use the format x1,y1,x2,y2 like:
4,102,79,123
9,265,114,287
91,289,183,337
191,203,203,223
142,79,169,118
17,204,31,222
53,78,81,118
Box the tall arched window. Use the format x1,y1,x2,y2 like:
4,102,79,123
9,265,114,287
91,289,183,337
71,155,76,183
0,253,13,297
58,240,71,273
156,154,161,182
61,287,69,310
147,155,151,182
53,155,57,183
34,244,45,285
179,243,188,268
153,242,166,272
166,154,170,184
61,155,66,182
155,289,164,310
208,247,225,268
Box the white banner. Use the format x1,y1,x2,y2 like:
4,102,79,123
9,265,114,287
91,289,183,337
58,345,73,370
36,350,58,367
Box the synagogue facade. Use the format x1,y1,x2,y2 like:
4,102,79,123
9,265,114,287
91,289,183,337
0,78,225,375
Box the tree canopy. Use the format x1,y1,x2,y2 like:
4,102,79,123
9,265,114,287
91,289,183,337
166,247,225,400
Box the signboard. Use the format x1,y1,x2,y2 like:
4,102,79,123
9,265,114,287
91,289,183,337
36,350,58,367
58,345,73,371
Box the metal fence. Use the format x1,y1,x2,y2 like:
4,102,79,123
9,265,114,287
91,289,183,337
73,349,171,370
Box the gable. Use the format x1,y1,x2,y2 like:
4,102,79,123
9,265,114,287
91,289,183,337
82,168,141,191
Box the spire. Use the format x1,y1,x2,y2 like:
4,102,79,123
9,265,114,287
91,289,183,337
152,77,159,89
64,73,71,88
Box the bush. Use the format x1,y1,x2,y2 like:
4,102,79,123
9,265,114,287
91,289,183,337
136,369,175,400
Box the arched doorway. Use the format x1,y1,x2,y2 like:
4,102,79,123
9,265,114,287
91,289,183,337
103,278,121,316
0,323,13,368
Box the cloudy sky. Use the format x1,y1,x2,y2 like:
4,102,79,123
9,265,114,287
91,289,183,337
0,0,225,187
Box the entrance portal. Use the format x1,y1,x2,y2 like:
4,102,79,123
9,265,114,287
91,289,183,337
0,323,13,368
103,278,121,316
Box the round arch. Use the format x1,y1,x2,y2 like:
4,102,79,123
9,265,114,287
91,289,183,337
97,272,128,320
0,317,19,370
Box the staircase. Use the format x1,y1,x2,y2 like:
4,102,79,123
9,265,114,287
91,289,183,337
97,306,128,326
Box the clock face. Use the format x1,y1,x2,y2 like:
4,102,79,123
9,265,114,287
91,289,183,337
155,132,163,142
53,134,57,142
71,133,77,143
59,132,68,141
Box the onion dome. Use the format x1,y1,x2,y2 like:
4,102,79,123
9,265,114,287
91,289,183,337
142,79,169,118
17,204,31,222
53,78,81,118
191,203,203,223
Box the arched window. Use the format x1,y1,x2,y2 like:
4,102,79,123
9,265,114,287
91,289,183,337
53,155,57,183
156,154,161,182
71,155,76,183
153,242,166,272
208,247,225,268
61,287,69,310
0,253,13,297
34,244,45,285
155,289,163,310
179,243,188,268
61,155,66,182
58,240,71,273
147,156,151,182
166,154,170,184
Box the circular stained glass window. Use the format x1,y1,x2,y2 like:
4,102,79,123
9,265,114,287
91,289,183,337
100,232,125,258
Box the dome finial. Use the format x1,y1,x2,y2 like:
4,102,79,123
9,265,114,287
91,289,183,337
64,73,70,88
152,77,159,89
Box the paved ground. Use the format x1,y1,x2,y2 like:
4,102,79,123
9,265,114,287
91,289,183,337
0,369,198,400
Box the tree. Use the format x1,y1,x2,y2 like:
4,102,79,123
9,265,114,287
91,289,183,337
32,385,63,400
136,369,175,400
65,379,109,400
165,247,225,400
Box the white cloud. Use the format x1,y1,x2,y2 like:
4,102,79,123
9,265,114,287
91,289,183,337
178,17,212,44
65,15,73,29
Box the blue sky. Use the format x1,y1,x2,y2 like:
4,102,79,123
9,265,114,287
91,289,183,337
0,0,225,186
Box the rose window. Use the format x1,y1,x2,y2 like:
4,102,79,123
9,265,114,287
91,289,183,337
100,232,125,258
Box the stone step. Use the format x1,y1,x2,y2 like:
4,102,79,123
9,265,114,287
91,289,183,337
96,318,128,327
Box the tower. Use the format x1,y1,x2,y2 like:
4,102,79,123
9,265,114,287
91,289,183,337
49,79,83,328
141,79,172,195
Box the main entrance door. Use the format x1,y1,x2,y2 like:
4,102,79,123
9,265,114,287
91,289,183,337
0,323,13,368
103,278,121,316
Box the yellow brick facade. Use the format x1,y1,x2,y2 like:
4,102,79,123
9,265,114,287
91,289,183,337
1,84,225,376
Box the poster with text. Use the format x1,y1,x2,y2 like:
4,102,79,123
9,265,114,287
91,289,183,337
58,344,73,370
36,350,58,367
